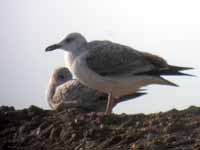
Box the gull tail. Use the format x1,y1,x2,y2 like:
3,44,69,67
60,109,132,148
159,77,179,87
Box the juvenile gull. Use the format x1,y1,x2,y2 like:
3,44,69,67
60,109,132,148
46,67,146,112
45,33,193,115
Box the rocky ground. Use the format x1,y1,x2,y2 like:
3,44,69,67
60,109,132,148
0,105,200,150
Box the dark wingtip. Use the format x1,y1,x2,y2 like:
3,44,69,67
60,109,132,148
177,72,196,77
168,65,196,77
169,65,194,71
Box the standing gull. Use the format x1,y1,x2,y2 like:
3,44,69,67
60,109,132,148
45,33,193,115
46,67,146,112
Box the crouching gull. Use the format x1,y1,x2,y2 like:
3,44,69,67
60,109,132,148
46,67,146,112
45,32,193,115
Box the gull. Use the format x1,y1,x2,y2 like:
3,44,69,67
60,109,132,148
46,67,146,112
45,32,193,115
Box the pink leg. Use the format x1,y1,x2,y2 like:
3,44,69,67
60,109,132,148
85,93,114,116
105,93,114,115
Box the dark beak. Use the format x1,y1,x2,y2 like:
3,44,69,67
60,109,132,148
45,44,61,52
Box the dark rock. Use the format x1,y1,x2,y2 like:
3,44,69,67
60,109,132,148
0,105,200,150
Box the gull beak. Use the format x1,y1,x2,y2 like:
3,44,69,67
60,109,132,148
45,44,61,52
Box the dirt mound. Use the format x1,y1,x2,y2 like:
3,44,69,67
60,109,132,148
0,105,200,150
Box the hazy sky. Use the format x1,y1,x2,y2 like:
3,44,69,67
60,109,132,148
0,0,199,114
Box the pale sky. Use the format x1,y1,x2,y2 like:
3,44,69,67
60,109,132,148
0,0,199,114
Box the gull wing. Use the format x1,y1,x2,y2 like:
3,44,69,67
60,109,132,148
85,41,193,77
85,41,165,77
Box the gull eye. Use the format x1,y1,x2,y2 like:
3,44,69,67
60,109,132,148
58,75,65,80
65,37,74,43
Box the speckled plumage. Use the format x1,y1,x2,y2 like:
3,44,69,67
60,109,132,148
85,40,167,77
46,67,146,112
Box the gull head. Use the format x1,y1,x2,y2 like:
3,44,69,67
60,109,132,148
52,67,72,85
45,33,87,52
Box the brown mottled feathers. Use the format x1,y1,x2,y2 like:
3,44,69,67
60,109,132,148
86,41,154,76
85,41,192,77
142,52,168,68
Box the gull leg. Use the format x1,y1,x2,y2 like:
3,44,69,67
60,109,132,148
105,93,114,115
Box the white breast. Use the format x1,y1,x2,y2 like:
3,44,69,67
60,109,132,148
64,52,76,77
